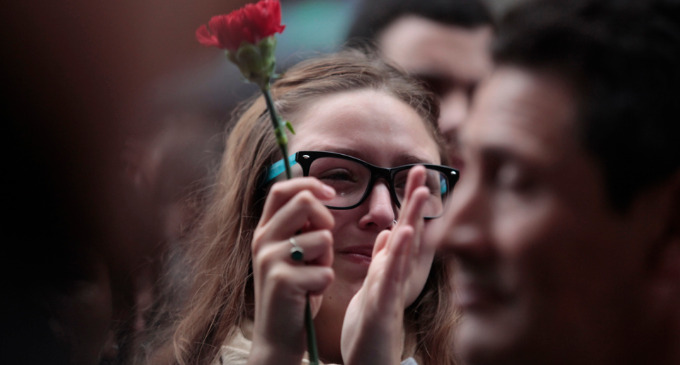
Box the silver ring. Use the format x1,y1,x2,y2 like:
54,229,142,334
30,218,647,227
289,237,304,262
393,220,398,226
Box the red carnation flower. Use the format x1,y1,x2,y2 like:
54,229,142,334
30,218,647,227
196,0,285,52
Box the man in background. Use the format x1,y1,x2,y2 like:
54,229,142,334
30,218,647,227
346,0,495,170
430,0,680,364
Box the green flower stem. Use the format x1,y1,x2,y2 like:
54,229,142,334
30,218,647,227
262,86,319,365
305,294,319,365
263,87,292,179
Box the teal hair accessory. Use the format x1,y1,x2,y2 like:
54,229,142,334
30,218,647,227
266,153,298,182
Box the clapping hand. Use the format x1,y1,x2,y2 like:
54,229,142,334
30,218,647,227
341,166,435,365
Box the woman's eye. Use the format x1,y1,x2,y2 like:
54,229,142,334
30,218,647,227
318,169,355,182
394,176,407,189
418,75,447,97
424,175,445,196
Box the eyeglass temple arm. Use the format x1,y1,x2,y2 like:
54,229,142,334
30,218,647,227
266,154,298,182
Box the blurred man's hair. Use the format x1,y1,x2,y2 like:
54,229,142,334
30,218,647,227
494,0,680,210
346,0,494,47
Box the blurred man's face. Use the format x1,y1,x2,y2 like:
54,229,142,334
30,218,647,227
379,15,493,170
429,67,657,365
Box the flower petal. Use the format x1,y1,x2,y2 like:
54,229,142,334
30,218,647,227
195,24,220,48
263,0,286,34
243,0,285,42
196,0,284,52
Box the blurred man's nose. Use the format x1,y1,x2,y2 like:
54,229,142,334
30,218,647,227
429,172,492,260
439,88,471,170
439,88,470,137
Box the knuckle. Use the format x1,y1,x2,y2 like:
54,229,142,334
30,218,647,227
266,265,289,284
293,190,317,208
268,181,287,198
319,230,333,249
319,268,334,284
251,230,266,252
253,245,279,271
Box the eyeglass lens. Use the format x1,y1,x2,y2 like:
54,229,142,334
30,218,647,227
307,156,448,218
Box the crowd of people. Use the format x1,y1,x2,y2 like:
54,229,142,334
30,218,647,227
6,0,679,364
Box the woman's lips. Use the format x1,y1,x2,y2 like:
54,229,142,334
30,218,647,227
337,245,373,265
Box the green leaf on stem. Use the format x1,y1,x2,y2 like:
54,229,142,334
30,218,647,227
285,120,295,134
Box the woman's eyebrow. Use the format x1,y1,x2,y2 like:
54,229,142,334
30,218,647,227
303,146,437,166
395,153,439,165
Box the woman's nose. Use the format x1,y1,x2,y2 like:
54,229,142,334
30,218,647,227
358,181,397,230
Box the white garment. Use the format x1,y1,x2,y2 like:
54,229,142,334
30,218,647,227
213,321,418,365
214,321,318,365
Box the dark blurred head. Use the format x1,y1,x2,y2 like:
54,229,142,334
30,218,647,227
493,0,680,210
347,0,494,43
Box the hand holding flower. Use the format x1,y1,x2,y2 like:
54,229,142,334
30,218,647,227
250,178,335,365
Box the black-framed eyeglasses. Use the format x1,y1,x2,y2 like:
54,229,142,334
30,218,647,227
266,150,459,219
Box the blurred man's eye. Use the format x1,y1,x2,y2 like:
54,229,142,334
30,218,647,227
418,75,447,97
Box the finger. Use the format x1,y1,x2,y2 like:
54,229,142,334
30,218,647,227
260,177,335,225
372,229,391,257
264,266,334,296
385,225,414,285
253,230,333,271
254,189,335,249
293,266,334,295
400,186,429,225
288,230,334,267
395,167,429,227
275,189,335,235
363,226,413,309
393,185,428,256
402,165,427,206
382,226,413,284
373,226,412,285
